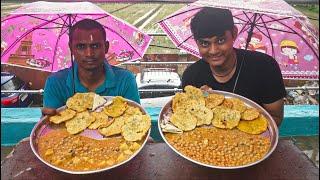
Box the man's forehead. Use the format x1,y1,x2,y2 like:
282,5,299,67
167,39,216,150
199,31,229,41
73,28,104,37
72,28,105,42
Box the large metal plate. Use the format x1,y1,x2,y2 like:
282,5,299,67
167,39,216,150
158,90,279,169
30,96,150,174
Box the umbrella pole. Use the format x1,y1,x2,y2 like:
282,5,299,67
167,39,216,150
68,14,75,96
245,13,258,50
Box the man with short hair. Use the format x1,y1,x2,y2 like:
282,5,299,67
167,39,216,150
42,19,140,116
181,7,286,126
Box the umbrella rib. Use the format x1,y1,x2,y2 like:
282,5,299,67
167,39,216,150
93,14,110,21
177,35,193,48
26,14,67,27
255,17,291,25
259,14,275,57
1,14,26,23
238,12,255,35
101,24,143,58
266,14,319,60
1,15,67,58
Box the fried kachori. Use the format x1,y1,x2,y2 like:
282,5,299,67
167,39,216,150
66,92,94,112
104,96,128,117
121,115,151,141
170,109,197,131
237,114,268,134
88,111,113,129
205,93,225,109
49,109,76,124
241,108,260,121
212,106,241,129
65,111,95,134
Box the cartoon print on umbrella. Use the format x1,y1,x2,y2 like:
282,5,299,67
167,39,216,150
158,0,319,80
1,1,152,72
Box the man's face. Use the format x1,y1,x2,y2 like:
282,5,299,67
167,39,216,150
69,28,108,71
196,27,237,67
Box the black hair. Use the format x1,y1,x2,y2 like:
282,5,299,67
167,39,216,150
190,7,234,40
69,19,106,43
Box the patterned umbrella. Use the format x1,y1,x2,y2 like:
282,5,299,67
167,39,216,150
159,0,319,80
1,1,152,72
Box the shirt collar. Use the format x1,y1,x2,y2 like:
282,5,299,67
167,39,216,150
66,61,116,93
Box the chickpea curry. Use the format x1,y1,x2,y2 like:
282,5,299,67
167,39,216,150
165,127,271,167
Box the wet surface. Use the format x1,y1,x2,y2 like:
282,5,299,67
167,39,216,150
282,136,319,168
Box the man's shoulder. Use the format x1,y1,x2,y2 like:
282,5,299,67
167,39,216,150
238,49,277,66
47,68,71,82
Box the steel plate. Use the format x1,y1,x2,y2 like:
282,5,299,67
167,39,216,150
30,96,150,174
158,90,279,169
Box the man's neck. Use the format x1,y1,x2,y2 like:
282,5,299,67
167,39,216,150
210,50,237,82
78,66,105,91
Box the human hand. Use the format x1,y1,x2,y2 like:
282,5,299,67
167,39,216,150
200,85,213,97
41,107,57,117
200,85,213,91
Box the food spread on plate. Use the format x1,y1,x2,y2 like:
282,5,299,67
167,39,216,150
38,93,151,171
161,85,271,167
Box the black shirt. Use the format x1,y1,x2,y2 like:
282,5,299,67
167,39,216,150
181,49,286,106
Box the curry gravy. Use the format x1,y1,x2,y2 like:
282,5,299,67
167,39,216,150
38,129,142,171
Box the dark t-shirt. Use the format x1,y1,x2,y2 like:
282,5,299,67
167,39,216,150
181,48,286,106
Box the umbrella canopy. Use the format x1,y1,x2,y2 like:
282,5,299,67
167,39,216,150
1,1,152,72
158,0,319,80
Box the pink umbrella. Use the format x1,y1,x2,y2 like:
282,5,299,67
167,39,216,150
159,0,319,80
1,1,152,72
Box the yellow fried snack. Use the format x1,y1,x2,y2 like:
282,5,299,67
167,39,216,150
184,85,206,107
189,106,213,126
237,114,268,134
66,93,94,112
121,115,151,141
170,109,197,131
221,98,233,109
172,92,189,112
241,108,260,121
49,109,76,124
125,106,142,116
104,96,128,117
212,106,241,129
99,116,125,136
205,93,225,109
228,98,247,113
184,85,203,99
88,111,114,129
86,92,96,110
65,111,95,134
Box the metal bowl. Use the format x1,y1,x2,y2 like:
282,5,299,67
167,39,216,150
158,90,279,169
30,96,150,174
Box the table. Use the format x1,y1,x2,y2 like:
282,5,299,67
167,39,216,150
1,138,318,180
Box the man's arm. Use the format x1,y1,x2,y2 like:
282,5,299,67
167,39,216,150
42,76,64,116
262,98,284,127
